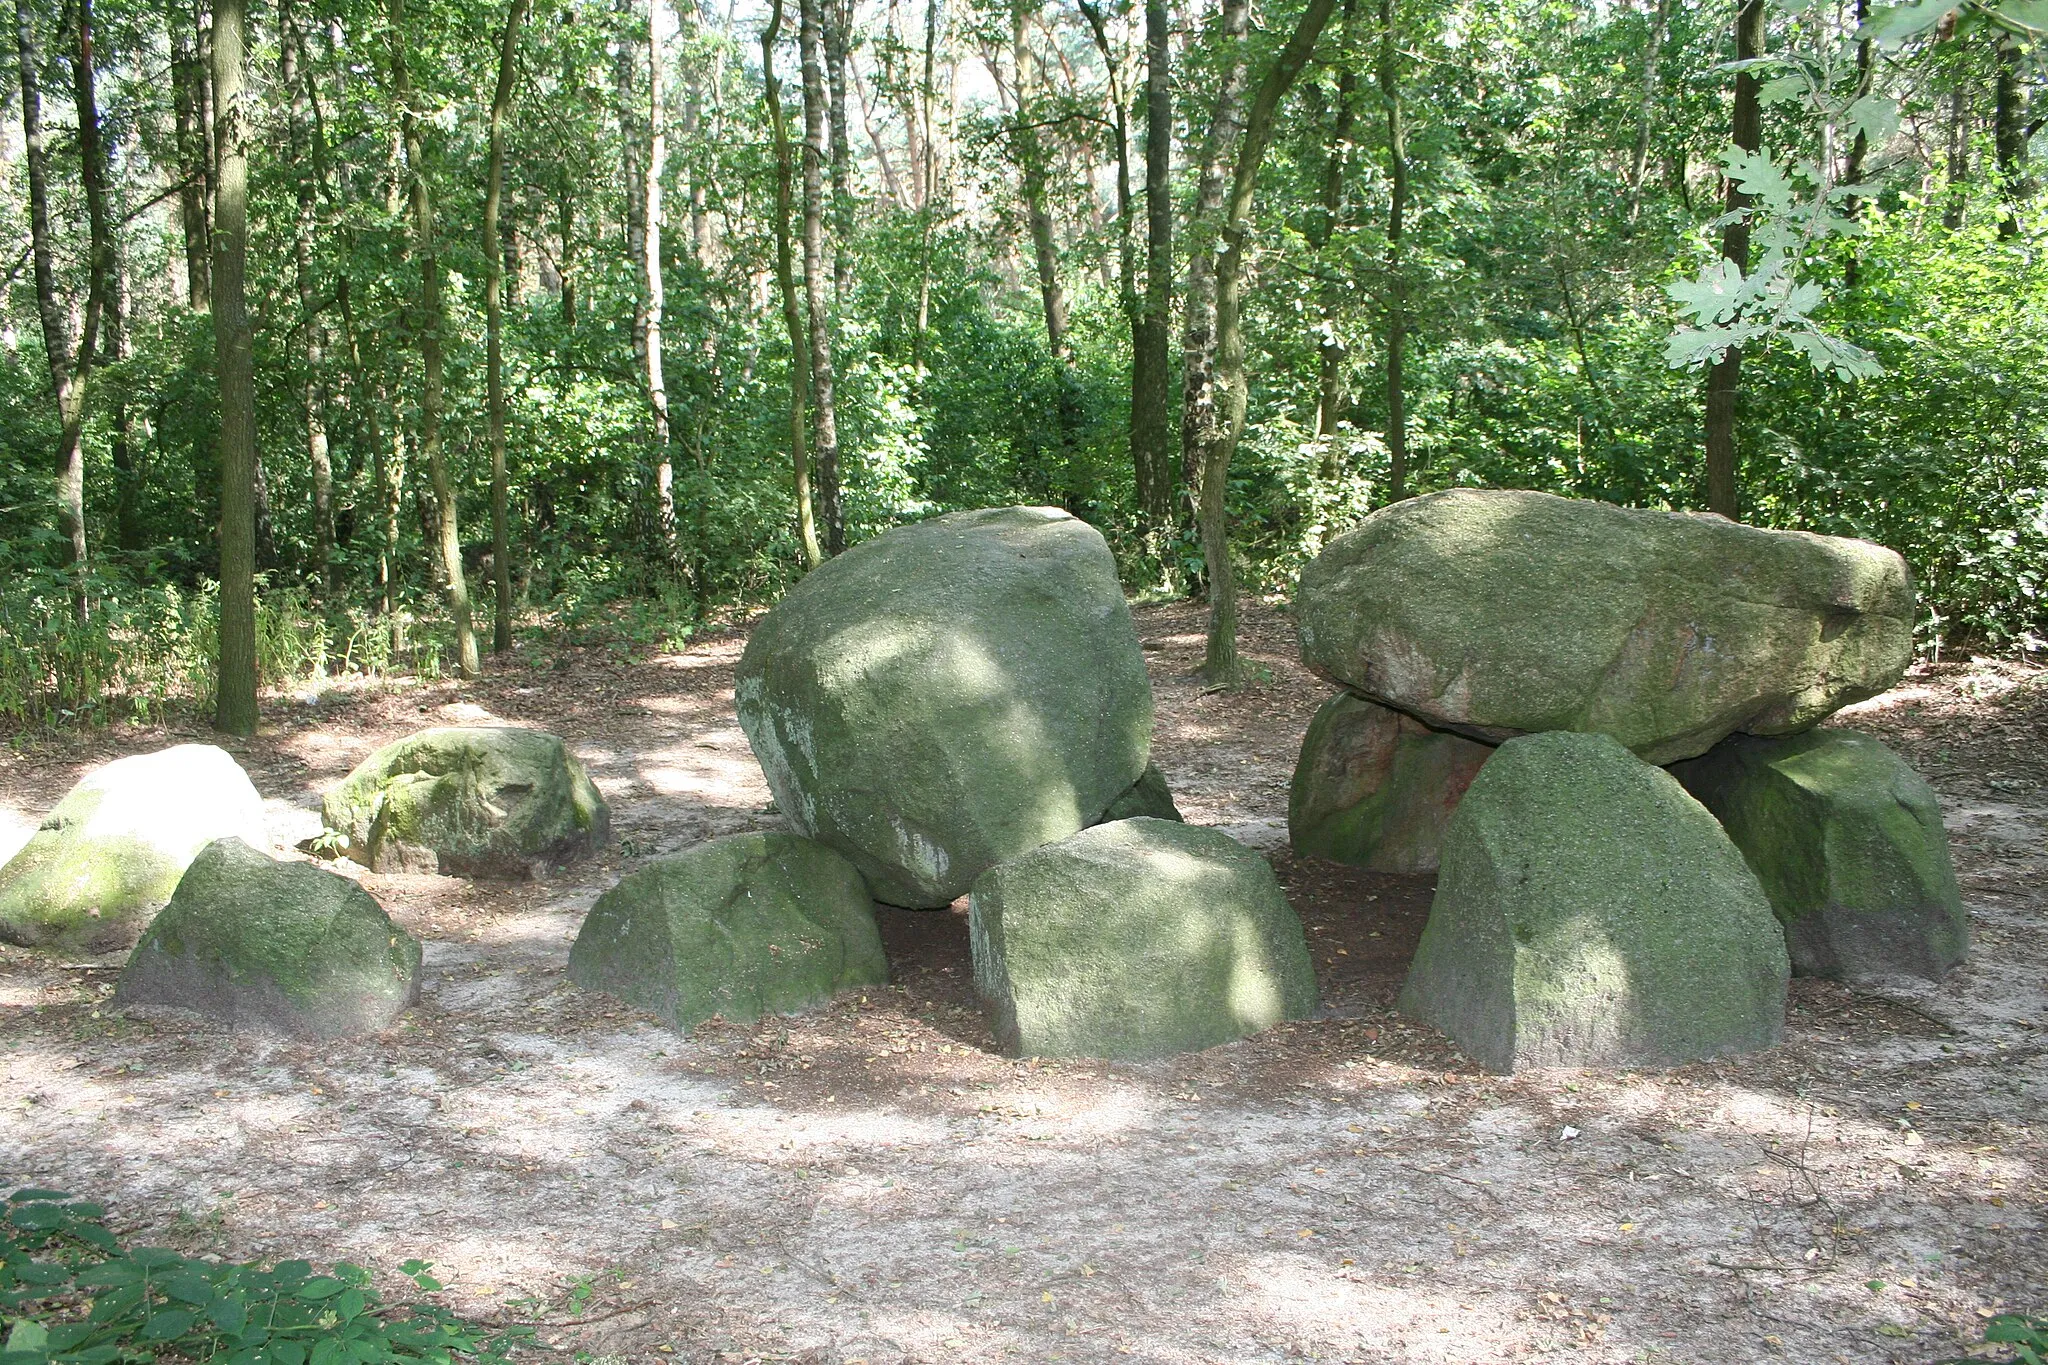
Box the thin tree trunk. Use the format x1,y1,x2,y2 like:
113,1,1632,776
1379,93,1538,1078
644,0,676,564
1994,32,2029,239
1011,3,1067,359
392,0,481,677
1134,0,1173,551
170,9,211,306
765,0,823,568
1313,0,1359,448
911,0,940,374
1944,74,1970,230
1701,0,1764,520
282,0,335,590
1178,0,1250,524
1377,0,1408,503
799,0,844,552
109,223,143,553
486,0,529,652
824,0,854,304
1625,0,1668,224
1199,0,1339,684
211,0,258,733
1843,0,1873,288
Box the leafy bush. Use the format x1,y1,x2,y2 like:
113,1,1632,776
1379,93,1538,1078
1939,1313,2048,1365
0,1188,526,1364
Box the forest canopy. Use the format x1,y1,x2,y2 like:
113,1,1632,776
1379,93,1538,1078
1,0,2043,727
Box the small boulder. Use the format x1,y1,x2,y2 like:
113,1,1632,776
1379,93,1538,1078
569,832,888,1032
1296,489,1915,764
1288,692,1492,872
117,838,421,1038
0,745,268,957
1671,729,1967,981
321,727,609,877
736,506,1154,906
1399,731,1788,1072
1095,762,1183,824
968,818,1317,1059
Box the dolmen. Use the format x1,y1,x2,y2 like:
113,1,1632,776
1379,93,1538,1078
573,506,1313,1057
1293,489,1964,1071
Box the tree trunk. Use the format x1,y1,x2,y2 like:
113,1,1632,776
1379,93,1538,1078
392,0,481,677
1994,32,2029,239
1179,0,1251,526
799,0,844,552
1842,0,1872,288
1625,0,1668,224
211,0,258,733
764,0,824,568
486,0,529,652
108,231,144,554
1133,0,1174,550
1701,0,1764,520
824,0,854,304
643,0,676,565
910,0,940,374
1377,0,1408,503
1011,3,1067,358
282,0,335,591
170,8,211,307
1199,0,1339,684
1313,0,1359,448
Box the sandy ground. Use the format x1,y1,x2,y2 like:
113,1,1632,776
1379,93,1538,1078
0,601,2042,1365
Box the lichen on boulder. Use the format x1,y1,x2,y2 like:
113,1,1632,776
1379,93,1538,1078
321,727,609,877
117,837,421,1038
0,745,268,957
1288,692,1492,873
968,818,1318,1059
1399,731,1789,1072
1296,489,1915,764
568,831,889,1033
735,506,1154,907
1671,728,1968,981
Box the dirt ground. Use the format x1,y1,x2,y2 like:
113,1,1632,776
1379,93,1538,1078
0,599,2041,1365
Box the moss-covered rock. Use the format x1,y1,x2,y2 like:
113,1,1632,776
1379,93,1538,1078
1095,762,1183,824
1399,731,1789,1072
0,745,268,957
321,727,609,877
568,832,888,1032
736,506,1153,907
1296,489,1915,764
116,838,421,1038
1671,728,1967,981
1288,692,1492,872
968,818,1318,1059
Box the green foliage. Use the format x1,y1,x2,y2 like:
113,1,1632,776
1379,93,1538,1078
0,1188,527,1364
1939,1312,2048,1364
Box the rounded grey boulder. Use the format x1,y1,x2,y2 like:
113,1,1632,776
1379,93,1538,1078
117,837,421,1038
968,818,1318,1059
1288,692,1492,873
1297,489,1915,764
736,506,1153,907
1399,731,1789,1072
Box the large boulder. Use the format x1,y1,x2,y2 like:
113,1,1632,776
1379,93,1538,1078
568,831,888,1032
1399,731,1789,1072
735,506,1153,907
1288,692,1492,873
1671,729,1968,981
0,745,268,957
1296,489,1915,764
117,838,421,1038
968,818,1318,1059
321,727,609,877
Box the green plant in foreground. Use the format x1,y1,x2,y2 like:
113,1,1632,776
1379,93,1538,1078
1940,1313,2048,1365
0,1189,529,1364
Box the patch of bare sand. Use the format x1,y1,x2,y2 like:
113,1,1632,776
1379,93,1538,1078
0,606,2041,1364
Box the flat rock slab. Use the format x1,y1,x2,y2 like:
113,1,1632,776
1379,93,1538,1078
1296,489,1915,764
1400,731,1789,1072
736,506,1153,907
1672,728,1968,981
0,745,268,957
321,726,610,877
569,832,889,1033
968,818,1318,1059
1289,692,1492,873
117,837,421,1038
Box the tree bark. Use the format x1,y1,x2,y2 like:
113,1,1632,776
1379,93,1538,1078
824,0,854,304
282,0,335,591
1313,0,1359,447
211,0,258,733
170,7,211,307
643,0,676,564
765,0,824,568
486,0,529,652
799,0,844,552
1133,0,1174,550
1179,0,1251,526
392,0,481,677
1625,0,1668,224
1701,0,1764,521
911,0,941,374
1010,3,1067,359
1377,0,1408,503
1198,0,1339,684
1995,31,2029,239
